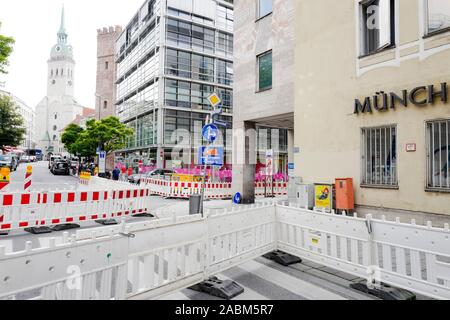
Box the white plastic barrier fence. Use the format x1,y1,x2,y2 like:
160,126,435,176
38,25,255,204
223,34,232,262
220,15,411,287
370,217,450,298
0,232,129,300
122,202,275,300
0,187,151,232
276,204,450,300
143,178,286,199
144,178,171,196
0,202,275,300
205,203,276,276
125,215,207,299
1,203,450,300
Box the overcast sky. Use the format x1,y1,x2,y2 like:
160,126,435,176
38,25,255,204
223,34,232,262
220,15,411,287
0,0,145,109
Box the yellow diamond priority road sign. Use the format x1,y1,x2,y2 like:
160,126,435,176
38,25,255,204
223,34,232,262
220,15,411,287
207,93,221,107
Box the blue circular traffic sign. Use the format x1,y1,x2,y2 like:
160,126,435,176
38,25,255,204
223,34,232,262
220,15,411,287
202,124,219,143
233,192,242,204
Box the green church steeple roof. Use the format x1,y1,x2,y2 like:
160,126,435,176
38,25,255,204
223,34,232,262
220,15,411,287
57,5,67,45
50,5,73,60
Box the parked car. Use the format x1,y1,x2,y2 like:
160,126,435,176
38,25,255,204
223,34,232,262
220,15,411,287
51,162,70,175
50,159,68,174
128,169,173,185
149,169,174,177
0,154,19,171
21,155,31,163
48,155,62,169
127,173,142,184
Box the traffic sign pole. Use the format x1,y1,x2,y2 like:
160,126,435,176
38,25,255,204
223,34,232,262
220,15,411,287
98,151,106,176
200,153,208,215
200,93,223,216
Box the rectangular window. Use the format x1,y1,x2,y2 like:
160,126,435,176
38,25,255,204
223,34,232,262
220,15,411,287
426,120,450,191
166,18,215,53
165,49,214,83
165,79,215,110
217,59,233,85
427,0,450,34
217,4,234,32
258,0,273,19
361,125,398,187
217,32,233,57
105,61,109,70
257,51,272,91
359,0,395,56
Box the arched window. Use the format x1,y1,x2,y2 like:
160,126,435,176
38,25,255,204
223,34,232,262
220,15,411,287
61,69,64,76
56,69,59,76
53,125,57,131
53,135,57,141
103,101,108,109
51,69,53,77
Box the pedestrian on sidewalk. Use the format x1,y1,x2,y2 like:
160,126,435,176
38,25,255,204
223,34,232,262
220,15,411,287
112,167,120,181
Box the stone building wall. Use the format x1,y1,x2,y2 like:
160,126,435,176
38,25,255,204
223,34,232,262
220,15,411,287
95,26,122,120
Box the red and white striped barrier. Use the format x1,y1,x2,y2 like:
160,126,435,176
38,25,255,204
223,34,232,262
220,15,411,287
1,192,42,230
0,177,287,232
24,166,32,192
0,167,11,192
0,186,151,232
255,181,289,197
142,178,287,199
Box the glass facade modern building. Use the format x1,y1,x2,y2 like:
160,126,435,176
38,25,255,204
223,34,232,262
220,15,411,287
115,0,233,169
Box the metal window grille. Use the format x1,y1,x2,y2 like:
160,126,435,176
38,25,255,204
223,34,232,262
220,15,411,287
427,120,450,190
361,125,398,186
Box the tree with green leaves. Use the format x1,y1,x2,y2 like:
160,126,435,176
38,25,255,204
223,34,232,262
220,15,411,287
70,130,97,158
61,116,133,157
0,95,26,147
61,123,84,155
0,22,15,74
85,116,134,154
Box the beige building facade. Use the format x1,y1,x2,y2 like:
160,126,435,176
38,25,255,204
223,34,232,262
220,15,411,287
295,0,450,220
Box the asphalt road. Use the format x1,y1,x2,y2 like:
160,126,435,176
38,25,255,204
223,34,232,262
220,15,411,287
7,161,78,192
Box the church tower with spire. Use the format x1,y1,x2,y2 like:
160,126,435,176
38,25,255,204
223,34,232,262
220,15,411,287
34,6,84,155
47,6,75,97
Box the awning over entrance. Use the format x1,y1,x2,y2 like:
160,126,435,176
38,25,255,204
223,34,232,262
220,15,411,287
251,112,294,130
2,146,25,154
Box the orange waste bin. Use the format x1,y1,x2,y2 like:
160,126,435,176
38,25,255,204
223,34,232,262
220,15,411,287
335,178,355,211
